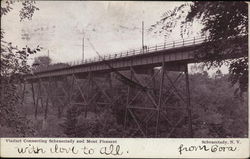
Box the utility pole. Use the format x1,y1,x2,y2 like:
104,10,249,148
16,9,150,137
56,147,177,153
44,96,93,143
164,35,167,43
142,21,144,51
47,50,50,57
82,36,84,61
74,28,85,61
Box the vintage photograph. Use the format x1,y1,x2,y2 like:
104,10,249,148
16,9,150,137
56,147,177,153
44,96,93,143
0,1,248,138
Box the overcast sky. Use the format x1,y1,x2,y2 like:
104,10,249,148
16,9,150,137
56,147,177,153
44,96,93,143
2,1,228,74
2,1,191,62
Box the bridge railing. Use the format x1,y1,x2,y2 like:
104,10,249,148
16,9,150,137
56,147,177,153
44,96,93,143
34,36,207,73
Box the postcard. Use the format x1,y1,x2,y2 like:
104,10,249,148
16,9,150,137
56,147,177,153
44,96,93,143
0,1,249,158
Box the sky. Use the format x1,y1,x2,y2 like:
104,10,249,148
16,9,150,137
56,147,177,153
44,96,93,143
1,1,228,74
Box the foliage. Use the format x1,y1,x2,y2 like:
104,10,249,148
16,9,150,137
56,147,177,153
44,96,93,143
77,109,123,137
1,0,39,21
229,57,248,96
60,106,80,137
150,1,248,93
61,107,123,137
7,70,245,138
190,72,248,138
58,71,247,138
0,0,40,136
19,0,39,21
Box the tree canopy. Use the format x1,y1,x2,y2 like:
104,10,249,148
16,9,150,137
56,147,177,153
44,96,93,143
1,0,41,79
150,1,248,93
0,0,41,136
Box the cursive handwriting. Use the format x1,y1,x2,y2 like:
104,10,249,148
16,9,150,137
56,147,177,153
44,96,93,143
81,146,95,155
178,144,237,155
100,144,123,156
15,144,125,156
50,144,78,154
16,144,46,154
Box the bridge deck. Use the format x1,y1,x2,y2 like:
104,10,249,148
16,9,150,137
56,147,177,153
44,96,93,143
26,36,247,81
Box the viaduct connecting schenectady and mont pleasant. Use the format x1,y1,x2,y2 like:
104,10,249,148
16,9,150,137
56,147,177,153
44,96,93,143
21,36,248,137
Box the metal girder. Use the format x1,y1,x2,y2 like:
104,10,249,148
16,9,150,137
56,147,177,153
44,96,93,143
26,62,193,138
156,64,193,137
48,78,68,118
123,66,161,137
123,62,193,138
65,72,115,118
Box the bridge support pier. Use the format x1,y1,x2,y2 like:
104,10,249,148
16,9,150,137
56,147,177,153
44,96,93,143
30,79,50,120
65,72,114,118
123,63,193,137
27,63,193,137
185,66,193,137
47,77,69,119
123,66,160,137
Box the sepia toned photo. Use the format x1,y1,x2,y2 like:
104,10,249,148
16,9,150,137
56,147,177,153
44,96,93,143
0,1,249,158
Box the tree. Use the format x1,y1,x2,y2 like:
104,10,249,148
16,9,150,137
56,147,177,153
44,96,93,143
32,55,51,72
34,56,51,66
150,1,248,93
0,0,41,136
189,73,248,137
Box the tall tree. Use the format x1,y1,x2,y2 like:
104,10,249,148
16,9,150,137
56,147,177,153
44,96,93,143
150,1,248,93
0,0,41,136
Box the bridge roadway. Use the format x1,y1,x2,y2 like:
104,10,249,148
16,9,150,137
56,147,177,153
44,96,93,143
26,36,248,81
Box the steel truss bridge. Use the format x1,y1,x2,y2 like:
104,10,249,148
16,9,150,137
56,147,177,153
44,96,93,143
21,36,247,137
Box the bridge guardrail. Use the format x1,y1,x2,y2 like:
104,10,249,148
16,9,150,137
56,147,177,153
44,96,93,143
33,36,207,73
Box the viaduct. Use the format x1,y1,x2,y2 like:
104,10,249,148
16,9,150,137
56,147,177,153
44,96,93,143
22,36,248,137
